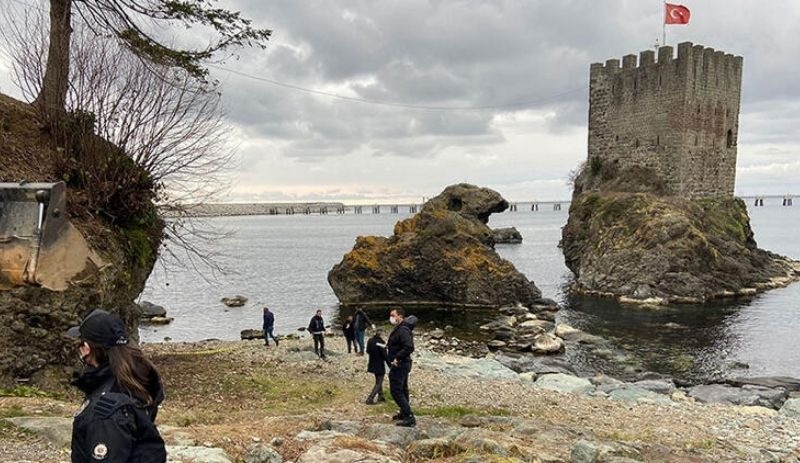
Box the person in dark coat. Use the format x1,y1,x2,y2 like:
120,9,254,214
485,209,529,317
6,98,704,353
67,309,166,462
386,308,417,427
353,307,374,356
365,329,388,404
308,309,327,359
262,306,279,347
342,315,357,353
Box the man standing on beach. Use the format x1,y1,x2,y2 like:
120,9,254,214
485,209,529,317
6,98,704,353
386,308,417,427
308,309,327,360
353,307,374,356
262,306,278,347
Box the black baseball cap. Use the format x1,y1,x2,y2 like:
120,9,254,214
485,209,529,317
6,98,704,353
66,309,129,348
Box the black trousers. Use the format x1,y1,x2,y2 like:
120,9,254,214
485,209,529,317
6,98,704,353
367,373,385,403
345,336,356,353
312,334,326,358
389,362,412,417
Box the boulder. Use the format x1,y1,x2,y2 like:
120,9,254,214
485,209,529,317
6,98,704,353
495,352,577,376
604,385,673,405
221,295,248,307
534,373,595,395
533,333,565,355
687,384,788,409
142,316,174,325
244,444,283,463
407,438,465,459
139,301,167,318
241,329,265,340
328,184,542,308
780,398,800,418
167,445,233,463
5,416,72,446
561,165,799,303
492,227,523,244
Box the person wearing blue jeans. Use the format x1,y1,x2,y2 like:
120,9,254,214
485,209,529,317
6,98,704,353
262,307,279,347
353,307,373,356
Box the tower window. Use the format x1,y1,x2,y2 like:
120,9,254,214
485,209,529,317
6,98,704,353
656,135,660,146
726,129,734,148
635,139,640,148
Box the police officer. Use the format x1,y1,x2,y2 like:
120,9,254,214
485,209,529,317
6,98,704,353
386,308,417,427
67,309,166,462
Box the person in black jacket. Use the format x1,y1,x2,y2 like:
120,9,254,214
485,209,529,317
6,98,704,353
386,308,417,427
353,307,374,356
342,315,357,353
308,309,327,359
66,309,166,462
365,329,388,404
262,306,279,347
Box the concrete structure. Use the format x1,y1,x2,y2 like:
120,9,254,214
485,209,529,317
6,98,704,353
588,42,743,197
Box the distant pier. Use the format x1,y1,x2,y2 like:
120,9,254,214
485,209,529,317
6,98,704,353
178,195,794,218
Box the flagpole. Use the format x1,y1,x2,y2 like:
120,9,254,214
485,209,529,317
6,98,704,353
662,0,667,47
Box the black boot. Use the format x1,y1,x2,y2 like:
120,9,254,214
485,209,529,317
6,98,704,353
391,412,405,421
396,415,416,427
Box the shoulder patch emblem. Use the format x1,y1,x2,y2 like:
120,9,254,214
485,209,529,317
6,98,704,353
92,443,108,460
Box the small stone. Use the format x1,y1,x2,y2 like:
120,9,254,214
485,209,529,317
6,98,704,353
487,340,507,349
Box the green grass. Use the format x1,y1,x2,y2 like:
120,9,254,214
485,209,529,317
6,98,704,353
415,405,512,419
0,386,58,399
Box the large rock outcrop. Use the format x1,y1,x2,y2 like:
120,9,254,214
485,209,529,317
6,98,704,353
0,94,162,386
561,164,799,303
328,184,542,308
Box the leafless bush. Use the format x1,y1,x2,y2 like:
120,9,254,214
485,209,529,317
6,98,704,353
1,10,236,275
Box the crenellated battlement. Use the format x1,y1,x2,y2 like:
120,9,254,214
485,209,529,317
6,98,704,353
588,43,743,197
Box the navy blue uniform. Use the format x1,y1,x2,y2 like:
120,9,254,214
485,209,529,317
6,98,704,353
386,316,417,418
365,334,388,403
71,364,165,462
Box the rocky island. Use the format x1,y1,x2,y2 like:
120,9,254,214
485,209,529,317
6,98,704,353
328,184,544,308
560,43,799,304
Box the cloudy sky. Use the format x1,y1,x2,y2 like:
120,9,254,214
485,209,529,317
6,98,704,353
1,0,798,203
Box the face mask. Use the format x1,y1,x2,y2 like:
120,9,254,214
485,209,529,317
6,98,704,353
389,316,398,325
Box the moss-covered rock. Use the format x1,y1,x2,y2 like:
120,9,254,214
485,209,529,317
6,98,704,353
328,184,542,308
561,167,799,303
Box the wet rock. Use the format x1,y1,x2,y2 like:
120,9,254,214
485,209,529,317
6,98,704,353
493,227,523,244
143,316,174,325
221,295,248,307
139,301,167,318
486,340,507,349
727,376,800,392
244,444,283,463
533,333,565,354
534,373,594,395
241,329,264,340
328,184,542,308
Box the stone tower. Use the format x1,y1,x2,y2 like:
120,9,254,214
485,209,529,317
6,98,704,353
588,42,743,197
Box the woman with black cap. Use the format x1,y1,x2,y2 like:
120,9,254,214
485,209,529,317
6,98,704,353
67,308,166,462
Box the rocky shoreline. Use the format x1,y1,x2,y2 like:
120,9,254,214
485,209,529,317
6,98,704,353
3,337,799,462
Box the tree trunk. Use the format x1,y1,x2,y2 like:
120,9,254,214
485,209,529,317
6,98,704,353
34,0,72,127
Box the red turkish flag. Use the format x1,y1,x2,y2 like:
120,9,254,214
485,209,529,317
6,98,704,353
665,3,691,24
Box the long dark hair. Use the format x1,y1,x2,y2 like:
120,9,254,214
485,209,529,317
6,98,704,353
87,341,160,405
